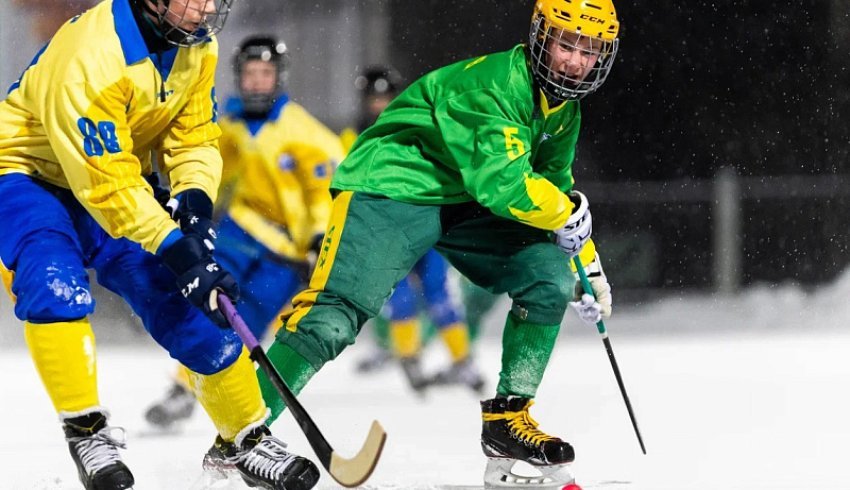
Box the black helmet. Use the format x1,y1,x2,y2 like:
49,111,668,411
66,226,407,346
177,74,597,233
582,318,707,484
233,35,289,116
354,65,402,97
134,0,236,47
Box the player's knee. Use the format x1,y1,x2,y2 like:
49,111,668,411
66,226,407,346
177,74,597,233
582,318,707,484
165,327,243,375
511,277,572,325
281,308,359,364
14,261,94,322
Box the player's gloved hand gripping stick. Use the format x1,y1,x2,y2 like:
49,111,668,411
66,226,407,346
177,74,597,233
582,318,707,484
218,294,387,487
572,256,647,455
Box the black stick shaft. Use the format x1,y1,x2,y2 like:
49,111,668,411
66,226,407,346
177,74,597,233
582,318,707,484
573,257,646,454
219,295,334,468
602,336,646,454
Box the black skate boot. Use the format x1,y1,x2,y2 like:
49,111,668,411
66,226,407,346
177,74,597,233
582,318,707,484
144,382,196,429
430,357,486,393
204,423,320,490
202,434,240,474
480,397,575,488
62,409,134,490
399,356,429,393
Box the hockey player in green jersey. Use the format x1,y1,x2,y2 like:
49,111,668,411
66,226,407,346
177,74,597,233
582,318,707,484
251,0,619,486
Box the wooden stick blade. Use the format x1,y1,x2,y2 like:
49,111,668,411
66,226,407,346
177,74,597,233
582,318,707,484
328,420,387,487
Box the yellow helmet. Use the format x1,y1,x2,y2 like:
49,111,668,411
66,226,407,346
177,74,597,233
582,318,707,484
529,0,620,101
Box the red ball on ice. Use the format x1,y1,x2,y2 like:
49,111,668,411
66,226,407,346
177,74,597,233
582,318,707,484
562,484,583,490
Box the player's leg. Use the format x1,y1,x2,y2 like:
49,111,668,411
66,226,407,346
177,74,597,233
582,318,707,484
383,276,429,392
460,275,500,341
93,233,318,489
143,215,303,429
260,192,441,422
354,318,394,373
415,249,486,392
0,174,133,490
437,203,576,483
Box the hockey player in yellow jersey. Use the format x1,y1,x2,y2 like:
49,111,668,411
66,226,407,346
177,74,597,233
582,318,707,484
0,2,319,489
144,35,345,430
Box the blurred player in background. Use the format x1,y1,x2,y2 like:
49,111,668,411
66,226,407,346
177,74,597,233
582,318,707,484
144,34,344,430
342,66,486,394
0,2,319,489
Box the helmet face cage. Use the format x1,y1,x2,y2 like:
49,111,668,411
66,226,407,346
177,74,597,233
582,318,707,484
155,0,235,47
529,15,619,102
233,38,288,116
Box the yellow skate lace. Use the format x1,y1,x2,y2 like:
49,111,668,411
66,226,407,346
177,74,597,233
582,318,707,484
482,400,554,446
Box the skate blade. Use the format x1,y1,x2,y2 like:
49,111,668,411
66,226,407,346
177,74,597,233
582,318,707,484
483,457,574,489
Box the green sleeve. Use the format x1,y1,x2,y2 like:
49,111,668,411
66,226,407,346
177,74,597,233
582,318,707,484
536,107,581,193
434,88,575,230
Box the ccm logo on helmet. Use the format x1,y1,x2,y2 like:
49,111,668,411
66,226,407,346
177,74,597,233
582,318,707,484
580,14,606,24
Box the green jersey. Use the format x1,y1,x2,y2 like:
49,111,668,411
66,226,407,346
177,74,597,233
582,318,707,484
332,44,582,231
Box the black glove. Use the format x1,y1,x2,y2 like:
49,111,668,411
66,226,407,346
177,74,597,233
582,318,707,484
167,189,218,250
161,234,239,328
144,172,172,208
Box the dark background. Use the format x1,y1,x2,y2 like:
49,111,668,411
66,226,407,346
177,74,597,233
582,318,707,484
387,1,850,290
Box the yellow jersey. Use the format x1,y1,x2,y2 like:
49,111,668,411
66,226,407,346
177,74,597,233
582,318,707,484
218,96,344,260
0,0,222,254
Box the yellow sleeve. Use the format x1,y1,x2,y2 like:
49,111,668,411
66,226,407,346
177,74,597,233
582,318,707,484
339,127,359,154
43,61,178,254
159,40,223,202
215,117,244,209
287,106,345,240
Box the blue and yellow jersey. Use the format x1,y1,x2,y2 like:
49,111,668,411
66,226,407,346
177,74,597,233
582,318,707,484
0,0,222,254
218,96,344,260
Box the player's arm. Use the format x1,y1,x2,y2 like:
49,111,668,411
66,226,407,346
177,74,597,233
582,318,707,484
215,117,244,212
44,71,179,255
435,89,575,231
294,147,341,238
158,43,223,245
290,113,344,250
533,107,598,265
535,105,582,193
159,43,223,206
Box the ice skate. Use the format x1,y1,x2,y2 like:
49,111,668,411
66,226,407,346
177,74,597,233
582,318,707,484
144,382,197,429
62,409,135,490
355,347,393,373
480,397,575,489
430,357,486,393
399,356,429,393
202,424,319,490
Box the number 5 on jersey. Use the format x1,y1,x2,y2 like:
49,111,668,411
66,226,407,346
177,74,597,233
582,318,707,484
503,127,525,160
77,117,121,157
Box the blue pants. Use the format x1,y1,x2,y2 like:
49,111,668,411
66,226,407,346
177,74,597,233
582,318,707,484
382,248,465,329
0,174,241,375
214,215,302,339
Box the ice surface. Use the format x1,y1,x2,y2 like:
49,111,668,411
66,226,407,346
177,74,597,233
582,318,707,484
2,275,850,489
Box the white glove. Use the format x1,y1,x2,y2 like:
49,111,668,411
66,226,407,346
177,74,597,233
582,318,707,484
554,190,592,257
569,253,612,325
